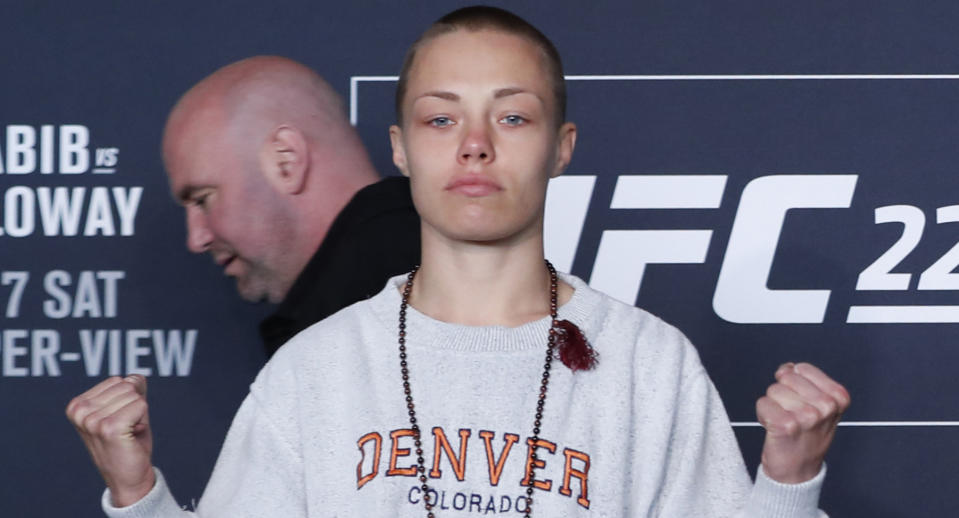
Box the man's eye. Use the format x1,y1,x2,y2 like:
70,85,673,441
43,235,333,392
192,195,209,208
428,116,454,128
500,114,527,126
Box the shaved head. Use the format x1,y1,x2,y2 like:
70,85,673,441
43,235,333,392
162,56,378,302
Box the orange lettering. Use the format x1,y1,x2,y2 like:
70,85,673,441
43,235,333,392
559,448,591,508
387,429,418,476
429,427,471,481
479,430,519,486
356,432,382,489
521,437,556,491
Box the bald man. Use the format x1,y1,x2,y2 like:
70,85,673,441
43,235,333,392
162,56,420,357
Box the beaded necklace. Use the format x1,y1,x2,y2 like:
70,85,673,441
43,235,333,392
397,260,597,517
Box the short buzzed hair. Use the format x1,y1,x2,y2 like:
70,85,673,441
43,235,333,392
394,6,567,126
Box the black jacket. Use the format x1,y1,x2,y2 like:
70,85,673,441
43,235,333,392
259,176,420,357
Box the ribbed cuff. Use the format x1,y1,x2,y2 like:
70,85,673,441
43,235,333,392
747,463,826,518
102,468,187,517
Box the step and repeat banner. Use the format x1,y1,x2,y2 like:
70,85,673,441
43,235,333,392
2,2,956,516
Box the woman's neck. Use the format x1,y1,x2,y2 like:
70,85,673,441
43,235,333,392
409,234,573,327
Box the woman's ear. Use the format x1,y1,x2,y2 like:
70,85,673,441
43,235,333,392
389,125,411,177
551,122,577,178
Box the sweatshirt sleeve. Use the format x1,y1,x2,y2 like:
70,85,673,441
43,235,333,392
102,468,191,518
744,464,828,518
654,360,827,518
100,367,307,517
651,365,753,517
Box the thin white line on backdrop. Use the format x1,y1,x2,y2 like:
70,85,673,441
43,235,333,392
350,74,959,125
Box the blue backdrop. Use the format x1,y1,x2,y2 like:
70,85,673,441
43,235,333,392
2,2,956,516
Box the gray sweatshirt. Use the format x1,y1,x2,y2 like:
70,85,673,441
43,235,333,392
104,274,826,517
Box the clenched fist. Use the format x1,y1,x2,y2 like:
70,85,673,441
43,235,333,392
756,362,850,484
66,375,155,507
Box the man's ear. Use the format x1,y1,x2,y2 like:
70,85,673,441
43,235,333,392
259,125,310,194
550,122,577,178
389,125,410,177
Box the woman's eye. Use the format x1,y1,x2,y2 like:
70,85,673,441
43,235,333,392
500,114,527,126
429,116,454,127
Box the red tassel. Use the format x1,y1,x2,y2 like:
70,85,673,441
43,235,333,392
555,319,598,372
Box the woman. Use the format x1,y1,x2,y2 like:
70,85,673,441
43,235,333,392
78,6,848,518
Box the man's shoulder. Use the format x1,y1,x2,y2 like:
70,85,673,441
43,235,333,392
317,175,419,269
346,176,415,218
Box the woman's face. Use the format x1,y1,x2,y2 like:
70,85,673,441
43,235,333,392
390,29,576,246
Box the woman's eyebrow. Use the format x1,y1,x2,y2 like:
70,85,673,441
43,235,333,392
414,91,460,102
494,87,529,99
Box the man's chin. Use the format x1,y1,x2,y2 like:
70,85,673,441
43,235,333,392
235,278,270,303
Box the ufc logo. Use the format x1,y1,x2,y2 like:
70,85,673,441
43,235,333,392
544,174,858,324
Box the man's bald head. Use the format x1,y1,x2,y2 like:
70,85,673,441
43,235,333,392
162,56,378,303
163,56,349,164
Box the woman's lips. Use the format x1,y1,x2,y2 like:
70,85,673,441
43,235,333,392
445,175,503,197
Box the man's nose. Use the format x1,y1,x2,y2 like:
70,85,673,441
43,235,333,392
457,124,494,164
185,207,213,253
